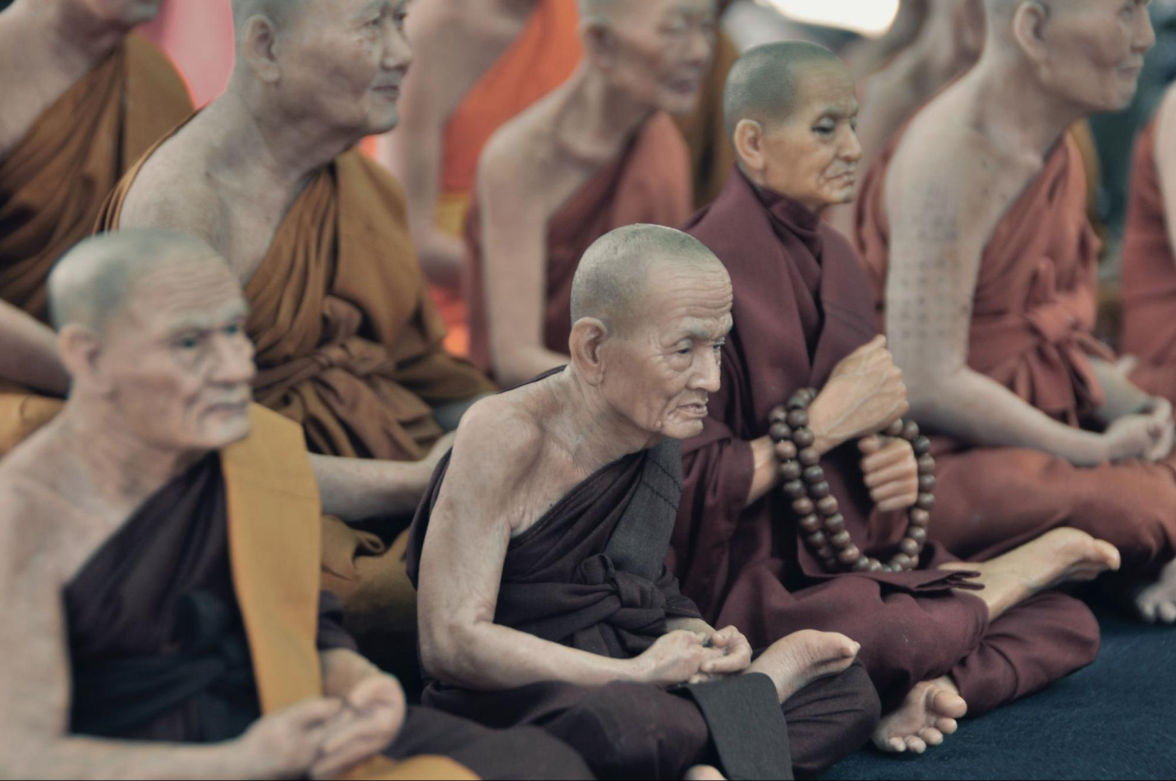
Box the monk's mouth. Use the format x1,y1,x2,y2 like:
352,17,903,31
373,85,402,100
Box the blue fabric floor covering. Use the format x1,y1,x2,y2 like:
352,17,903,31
821,603,1175,780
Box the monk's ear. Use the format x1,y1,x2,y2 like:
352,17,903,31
1011,1,1050,65
58,325,107,395
569,317,609,385
241,15,282,83
580,18,619,71
733,118,766,174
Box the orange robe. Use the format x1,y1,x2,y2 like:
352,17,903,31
1121,117,1176,403
433,0,582,356
856,132,1176,572
464,112,694,378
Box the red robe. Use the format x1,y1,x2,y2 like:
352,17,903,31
858,132,1176,571
677,167,1100,714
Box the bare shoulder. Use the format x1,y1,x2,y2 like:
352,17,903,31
118,135,220,242
448,388,547,485
478,103,554,199
0,461,73,590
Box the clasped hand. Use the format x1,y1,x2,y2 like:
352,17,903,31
859,435,919,512
638,626,753,688
808,336,910,453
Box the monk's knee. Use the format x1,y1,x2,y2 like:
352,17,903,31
785,660,879,777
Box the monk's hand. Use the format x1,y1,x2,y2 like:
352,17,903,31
636,630,727,688
695,626,753,679
1142,397,1175,462
808,336,910,454
234,697,344,778
859,435,919,511
311,674,406,780
1102,413,1166,463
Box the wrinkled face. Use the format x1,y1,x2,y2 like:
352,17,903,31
594,0,715,115
273,0,411,139
599,262,733,440
758,63,861,214
97,260,256,453
1037,0,1153,113
78,0,163,26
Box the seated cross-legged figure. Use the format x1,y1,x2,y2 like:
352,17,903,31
855,0,1176,623
676,42,1118,755
0,0,191,447
97,0,496,640
464,0,711,386
0,230,592,781
407,225,882,779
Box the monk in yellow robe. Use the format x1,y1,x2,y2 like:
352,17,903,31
0,230,591,780
0,0,191,449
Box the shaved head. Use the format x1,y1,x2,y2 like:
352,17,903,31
723,41,847,138
570,224,726,335
48,230,230,334
231,0,305,34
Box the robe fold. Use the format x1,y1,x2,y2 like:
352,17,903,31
407,435,880,779
464,112,693,377
674,31,740,209
1122,117,1176,403
679,167,1100,713
63,404,592,780
857,129,1176,571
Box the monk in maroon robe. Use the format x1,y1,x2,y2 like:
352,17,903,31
678,42,1116,755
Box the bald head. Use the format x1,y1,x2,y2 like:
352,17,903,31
48,230,230,334
723,41,847,138
231,0,306,37
570,224,726,335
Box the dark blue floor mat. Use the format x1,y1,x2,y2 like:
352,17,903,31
821,607,1175,780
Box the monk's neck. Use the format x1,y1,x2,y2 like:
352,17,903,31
551,66,657,165
7,0,131,81
545,370,660,474
962,55,1084,158
898,22,974,99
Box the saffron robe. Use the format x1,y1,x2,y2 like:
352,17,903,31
406,436,880,779
465,112,693,377
1121,117,1176,403
63,405,589,780
857,131,1176,571
678,167,1100,714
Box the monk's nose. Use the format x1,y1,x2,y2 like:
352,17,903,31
694,349,722,393
383,21,413,72
1135,10,1156,53
842,127,863,163
210,334,257,386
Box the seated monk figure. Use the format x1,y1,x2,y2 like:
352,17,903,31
0,0,191,444
0,230,591,780
464,0,711,386
97,0,497,639
1121,82,1176,406
855,0,1176,623
677,42,1119,755
377,0,581,355
406,225,882,780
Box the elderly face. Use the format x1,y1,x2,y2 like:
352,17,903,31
1037,0,1153,113
78,0,163,26
273,0,411,139
757,63,861,214
594,0,715,115
599,262,733,441
97,260,256,454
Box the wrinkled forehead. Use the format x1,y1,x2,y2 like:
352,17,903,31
606,0,715,26
639,263,733,335
117,263,247,335
791,61,856,115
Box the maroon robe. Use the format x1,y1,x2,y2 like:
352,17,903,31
677,167,1100,714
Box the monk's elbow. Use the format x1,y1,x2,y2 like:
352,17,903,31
419,619,481,686
903,372,953,421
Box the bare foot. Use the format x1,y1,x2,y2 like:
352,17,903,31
872,676,968,754
684,765,725,780
746,629,860,702
1133,557,1176,624
941,527,1120,619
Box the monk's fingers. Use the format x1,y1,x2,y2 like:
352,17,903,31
917,727,944,747
875,493,918,513
861,444,914,475
703,652,750,676
864,459,917,489
858,435,883,455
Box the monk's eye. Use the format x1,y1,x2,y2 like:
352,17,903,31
813,122,835,137
224,323,243,337
175,335,201,350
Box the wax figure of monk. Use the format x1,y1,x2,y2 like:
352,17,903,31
676,42,1118,755
464,0,710,387
0,230,593,781
856,0,1176,624
1121,83,1176,405
0,0,191,448
97,0,496,641
378,0,581,356
407,225,880,779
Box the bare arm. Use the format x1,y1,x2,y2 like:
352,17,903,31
0,302,68,394
477,140,570,386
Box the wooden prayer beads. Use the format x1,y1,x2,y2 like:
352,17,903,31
768,389,936,573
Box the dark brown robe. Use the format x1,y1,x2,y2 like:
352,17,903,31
678,167,1100,714
64,407,590,780
464,112,694,378
407,435,880,779
857,130,1176,572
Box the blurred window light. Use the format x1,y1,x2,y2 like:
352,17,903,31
757,0,901,37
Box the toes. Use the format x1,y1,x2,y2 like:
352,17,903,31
873,735,906,753
935,717,959,735
1159,602,1176,624
918,727,944,747
1138,598,1159,623
905,736,927,754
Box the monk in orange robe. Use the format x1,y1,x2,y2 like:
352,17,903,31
464,0,710,387
98,0,495,643
1122,84,1176,405
0,230,591,780
856,0,1176,623
0,0,191,448
378,0,582,356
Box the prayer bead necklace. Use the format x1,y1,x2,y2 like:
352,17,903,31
768,389,936,573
